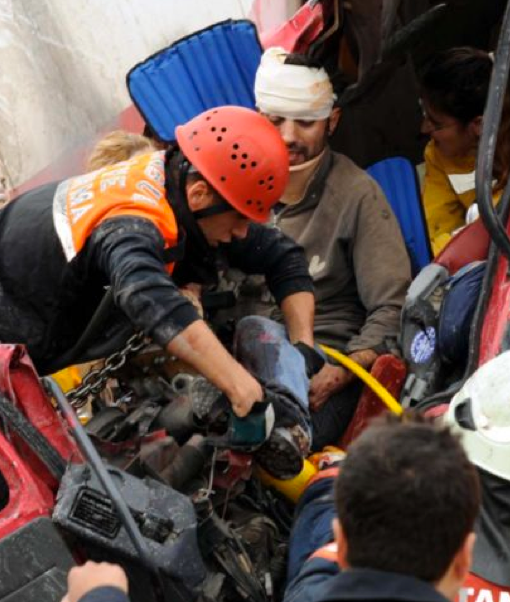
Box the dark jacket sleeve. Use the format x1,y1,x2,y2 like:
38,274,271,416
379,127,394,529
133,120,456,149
86,216,200,347
78,586,129,602
285,557,339,602
223,223,314,305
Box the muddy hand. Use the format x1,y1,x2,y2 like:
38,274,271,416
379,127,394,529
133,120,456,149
229,375,265,417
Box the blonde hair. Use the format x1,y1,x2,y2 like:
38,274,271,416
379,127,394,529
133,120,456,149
87,130,157,171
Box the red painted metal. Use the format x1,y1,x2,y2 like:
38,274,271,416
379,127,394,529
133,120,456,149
340,354,407,448
0,345,82,472
213,450,253,490
260,1,332,53
0,430,55,538
478,248,510,366
435,219,490,276
0,344,82,537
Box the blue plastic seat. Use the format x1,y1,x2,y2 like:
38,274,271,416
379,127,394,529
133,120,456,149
367,157,432,275
127,20,262,143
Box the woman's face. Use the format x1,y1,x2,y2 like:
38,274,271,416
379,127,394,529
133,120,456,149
420,98,481,159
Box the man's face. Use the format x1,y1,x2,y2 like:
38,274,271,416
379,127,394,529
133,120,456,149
262,115,330,166
197,209,251,247
186,178,251,247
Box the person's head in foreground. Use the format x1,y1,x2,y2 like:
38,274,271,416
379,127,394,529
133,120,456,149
334,413,480,601
86,130,157,172
254,47,340,171
170,105,289,246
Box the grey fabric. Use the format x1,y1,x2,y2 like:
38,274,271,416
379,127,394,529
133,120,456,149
225,149,411,354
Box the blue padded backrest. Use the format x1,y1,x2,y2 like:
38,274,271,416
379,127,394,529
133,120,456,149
367,157,432,275
127,20,262,143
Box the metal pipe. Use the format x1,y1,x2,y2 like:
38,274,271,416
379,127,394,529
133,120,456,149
44,378,156,572
476,0,510,261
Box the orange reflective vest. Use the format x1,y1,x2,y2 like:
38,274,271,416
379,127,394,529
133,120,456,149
53,150,179,270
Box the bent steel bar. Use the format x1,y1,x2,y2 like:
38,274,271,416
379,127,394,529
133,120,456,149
476,0,510,261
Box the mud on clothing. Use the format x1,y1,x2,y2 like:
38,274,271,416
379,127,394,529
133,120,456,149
225,148,411,354
217,148,410,447
0,151,312,373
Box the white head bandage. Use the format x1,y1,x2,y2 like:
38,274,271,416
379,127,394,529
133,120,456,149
255,47,336,121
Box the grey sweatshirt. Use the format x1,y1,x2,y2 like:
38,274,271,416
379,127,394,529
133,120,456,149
219,149,411,353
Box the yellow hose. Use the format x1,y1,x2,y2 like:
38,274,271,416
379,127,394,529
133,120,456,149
319,344,403,416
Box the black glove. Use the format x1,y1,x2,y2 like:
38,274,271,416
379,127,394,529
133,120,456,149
294,342,325,378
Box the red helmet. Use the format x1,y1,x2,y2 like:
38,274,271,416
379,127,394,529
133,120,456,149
176,106,289,223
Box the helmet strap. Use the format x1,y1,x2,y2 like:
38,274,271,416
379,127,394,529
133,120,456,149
193,200,235,220
163,147,219,285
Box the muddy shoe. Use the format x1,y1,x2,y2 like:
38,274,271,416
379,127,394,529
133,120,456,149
190,377,228,424
254,423,310,480
156,377,227,443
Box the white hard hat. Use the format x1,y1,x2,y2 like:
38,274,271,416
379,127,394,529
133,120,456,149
445,351,510,481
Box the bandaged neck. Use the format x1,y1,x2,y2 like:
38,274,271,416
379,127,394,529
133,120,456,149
281,150,325,205
255,47,336,121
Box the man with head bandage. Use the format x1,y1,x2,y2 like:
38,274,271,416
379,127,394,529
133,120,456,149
246,48,411,449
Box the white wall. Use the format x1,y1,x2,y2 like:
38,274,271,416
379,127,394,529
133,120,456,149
0,0,256,187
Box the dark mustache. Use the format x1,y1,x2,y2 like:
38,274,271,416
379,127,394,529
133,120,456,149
286,144,307,154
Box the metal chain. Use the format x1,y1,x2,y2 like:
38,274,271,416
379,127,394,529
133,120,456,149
67,332,147,408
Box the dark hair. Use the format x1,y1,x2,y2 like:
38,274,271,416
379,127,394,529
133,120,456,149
334,413,480,582
420,47,493,125
420,46,510,191
283,53,324,70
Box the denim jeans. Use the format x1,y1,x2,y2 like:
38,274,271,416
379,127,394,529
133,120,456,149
234,316,311,429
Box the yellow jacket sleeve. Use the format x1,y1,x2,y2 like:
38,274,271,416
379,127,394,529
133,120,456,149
422,142,473,256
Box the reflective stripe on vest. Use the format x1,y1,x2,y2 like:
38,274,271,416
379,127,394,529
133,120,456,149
310,542,338,563
458,573,510,602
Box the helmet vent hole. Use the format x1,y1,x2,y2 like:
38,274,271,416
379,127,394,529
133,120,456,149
268,175,274,181
206,116,212,121
231,154,237,160
217,136,223,142
268,185,274,190
194,147,201,152
258,208,264,213
233,144,239,150
240,164,247,169
258,179,265,185
220,176,227,182
247,200,253,205
256,200,263,206
242,153,248,159
251,162,257,167
212,110,218,114
211,127,217,132
221,127,227,132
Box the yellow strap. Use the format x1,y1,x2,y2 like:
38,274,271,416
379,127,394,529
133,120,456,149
319,345,403,416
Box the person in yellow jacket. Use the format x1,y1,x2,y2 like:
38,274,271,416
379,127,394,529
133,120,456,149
419,47,510,256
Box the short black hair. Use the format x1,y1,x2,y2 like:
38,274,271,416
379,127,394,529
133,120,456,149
419,47,493,124
283,53,324,70
335,413,480,582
